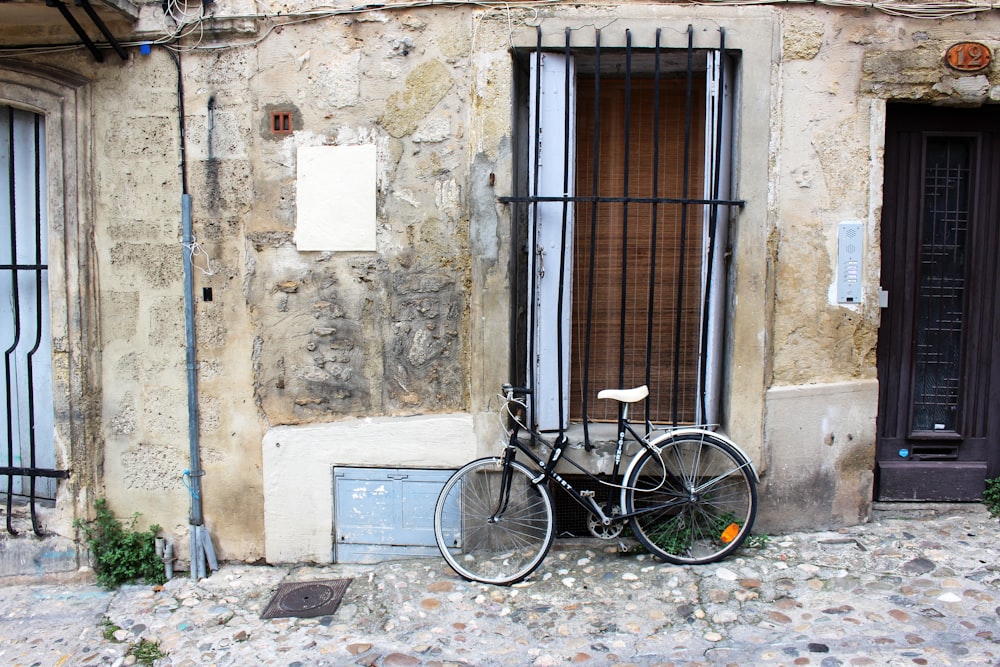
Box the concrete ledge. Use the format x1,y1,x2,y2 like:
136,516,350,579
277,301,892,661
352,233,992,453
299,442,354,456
262,413,475,564
758,379,878,532
872,501,988,517
0,535,80,580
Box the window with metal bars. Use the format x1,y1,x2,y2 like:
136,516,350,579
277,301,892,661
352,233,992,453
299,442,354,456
505,26,743,440
2,104,65,536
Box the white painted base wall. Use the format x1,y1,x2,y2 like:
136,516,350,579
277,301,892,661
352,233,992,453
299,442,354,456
262,413,476,563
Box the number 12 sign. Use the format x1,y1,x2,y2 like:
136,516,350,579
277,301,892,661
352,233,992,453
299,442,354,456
945,42,992,72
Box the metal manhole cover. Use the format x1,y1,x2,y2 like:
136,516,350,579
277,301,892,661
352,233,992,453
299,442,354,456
261,579,352,619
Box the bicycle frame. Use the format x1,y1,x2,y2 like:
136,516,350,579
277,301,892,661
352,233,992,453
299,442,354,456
500,389,679,529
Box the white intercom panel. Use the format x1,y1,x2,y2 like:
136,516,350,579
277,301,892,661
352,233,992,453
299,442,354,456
837,221,863,304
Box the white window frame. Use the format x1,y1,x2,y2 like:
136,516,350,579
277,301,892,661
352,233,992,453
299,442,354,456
527,52,576,431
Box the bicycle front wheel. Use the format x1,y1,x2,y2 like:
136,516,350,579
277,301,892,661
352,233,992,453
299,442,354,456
434,457,555,585
625,433,757,565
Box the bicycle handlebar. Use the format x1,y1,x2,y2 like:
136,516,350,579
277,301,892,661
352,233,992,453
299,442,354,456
502,384,532,396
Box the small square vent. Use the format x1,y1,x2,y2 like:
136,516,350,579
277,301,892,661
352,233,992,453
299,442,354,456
270,111,293,135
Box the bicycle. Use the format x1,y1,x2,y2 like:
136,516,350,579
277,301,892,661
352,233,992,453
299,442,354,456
433,384,759,585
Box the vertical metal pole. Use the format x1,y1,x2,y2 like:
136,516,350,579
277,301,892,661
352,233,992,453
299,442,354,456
555,27,572,442
182,193,203,530
27,114,44,535
528,26,543,428
671,25,695,427
172,48,212,577
700,28,727,424
581,29,602,443
618,30,634,392
644,29,664,428
4,108,20,535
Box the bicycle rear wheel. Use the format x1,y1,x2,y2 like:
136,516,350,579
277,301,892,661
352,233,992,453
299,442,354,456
434,457,555,585
624,432,757,565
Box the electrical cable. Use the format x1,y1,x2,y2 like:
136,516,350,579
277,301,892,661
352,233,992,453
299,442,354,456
6,0,997,59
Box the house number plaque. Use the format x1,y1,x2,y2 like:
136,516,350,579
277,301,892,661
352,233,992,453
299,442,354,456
945,42,992,72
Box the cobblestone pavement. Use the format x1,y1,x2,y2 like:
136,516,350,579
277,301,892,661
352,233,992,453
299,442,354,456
1,504,998,667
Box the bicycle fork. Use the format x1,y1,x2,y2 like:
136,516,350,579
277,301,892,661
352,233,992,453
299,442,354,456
489,448,518,523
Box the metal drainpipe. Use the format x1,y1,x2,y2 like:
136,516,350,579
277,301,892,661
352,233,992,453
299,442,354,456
183,190,209,580
169,46,214,579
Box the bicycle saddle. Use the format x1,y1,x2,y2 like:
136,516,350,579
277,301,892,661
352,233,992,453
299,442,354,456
596,385,649,403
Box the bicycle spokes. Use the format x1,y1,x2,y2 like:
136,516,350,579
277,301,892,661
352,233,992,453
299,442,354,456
626,433,758,565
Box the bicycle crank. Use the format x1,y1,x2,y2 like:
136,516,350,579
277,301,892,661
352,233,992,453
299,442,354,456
588,505,624,540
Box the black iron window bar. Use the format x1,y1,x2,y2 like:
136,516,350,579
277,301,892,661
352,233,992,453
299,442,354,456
501,25,745,448
3,108,70,537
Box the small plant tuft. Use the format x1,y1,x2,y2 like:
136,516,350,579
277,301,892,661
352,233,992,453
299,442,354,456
75,498,166,589
102,617,121,641
983,477,1000,517
744,533,770,549
129,639,166,666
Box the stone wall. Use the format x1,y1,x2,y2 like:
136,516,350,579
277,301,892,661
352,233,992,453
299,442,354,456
5,1,1000,567
761,8,1000,530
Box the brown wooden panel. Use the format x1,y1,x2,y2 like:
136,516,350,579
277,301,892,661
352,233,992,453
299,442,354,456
877,461,987,501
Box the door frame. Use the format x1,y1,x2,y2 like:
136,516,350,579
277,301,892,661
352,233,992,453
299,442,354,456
0,61,97,533
876,102,1000,501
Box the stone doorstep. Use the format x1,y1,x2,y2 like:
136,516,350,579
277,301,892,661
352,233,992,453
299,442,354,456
871,501,990,519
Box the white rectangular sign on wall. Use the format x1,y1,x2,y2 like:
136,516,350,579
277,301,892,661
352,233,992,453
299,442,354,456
295,144,377,252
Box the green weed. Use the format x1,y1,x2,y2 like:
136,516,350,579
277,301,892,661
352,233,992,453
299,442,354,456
129,639,166,666
101,618,121,641
983,477,1000,517
744,533,770,549
74,498,166,589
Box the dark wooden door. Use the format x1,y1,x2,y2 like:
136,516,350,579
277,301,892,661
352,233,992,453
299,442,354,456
877,104,1000,501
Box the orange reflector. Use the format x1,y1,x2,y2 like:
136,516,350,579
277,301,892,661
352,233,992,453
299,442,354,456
720,523,740,543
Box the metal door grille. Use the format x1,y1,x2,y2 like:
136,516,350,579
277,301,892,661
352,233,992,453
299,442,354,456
504,25,743,442
911,137,971,434
2,105,68,536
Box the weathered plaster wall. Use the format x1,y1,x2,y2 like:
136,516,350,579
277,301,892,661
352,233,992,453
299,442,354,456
4,3,780,567
263,414,475,562
256,8,516,562
772,9,1000,383
763,8,1000,529
772,9,882,387
2,6,504,567
0,44,264,563
90,48,265,561
9,1,1000,572
244,13,473,423
760,380,879,533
